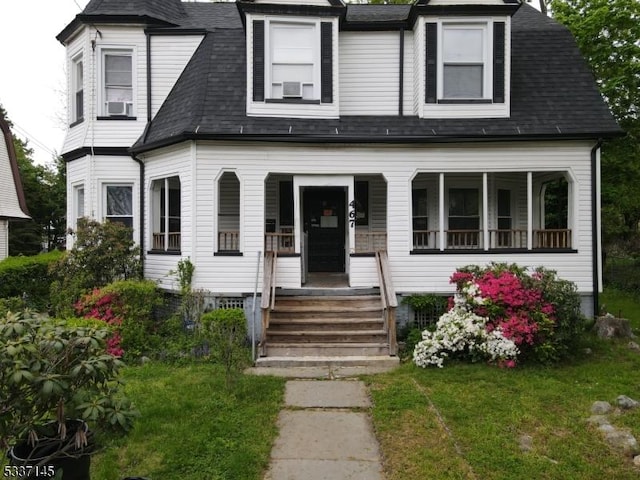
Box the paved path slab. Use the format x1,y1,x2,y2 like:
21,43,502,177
264,380,385,480
285,380,371,408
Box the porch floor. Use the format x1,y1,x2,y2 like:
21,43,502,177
304,272,349,289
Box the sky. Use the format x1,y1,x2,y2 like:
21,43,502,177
0,0,90,166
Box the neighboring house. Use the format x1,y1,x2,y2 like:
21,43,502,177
57,0,622,353
0,110,30,260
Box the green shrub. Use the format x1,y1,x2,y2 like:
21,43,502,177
0,251,63,310
74,280,162,360
201,308,249,387
0,297,27,317
50,219,141,316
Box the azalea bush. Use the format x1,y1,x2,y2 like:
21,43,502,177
414,263,586,368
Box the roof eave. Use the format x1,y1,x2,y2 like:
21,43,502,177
131,129,624,155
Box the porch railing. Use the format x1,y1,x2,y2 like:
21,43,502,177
355,232,387,253
259,251,277,357
534,229,572,249
218,231,240,251
152,232,181,251
375,250,397,356
412,228,572,250
264,231,295,253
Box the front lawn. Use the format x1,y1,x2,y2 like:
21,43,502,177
367,289,640,479
90,364,285,480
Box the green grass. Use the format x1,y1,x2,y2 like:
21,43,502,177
366,289,640,480
89,363,285,480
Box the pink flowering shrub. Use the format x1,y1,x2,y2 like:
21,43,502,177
414,263,586,368
75,288,125,357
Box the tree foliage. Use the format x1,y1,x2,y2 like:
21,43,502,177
550,0,640,249
0,104,66,255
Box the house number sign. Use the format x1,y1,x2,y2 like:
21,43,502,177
348,200,357,228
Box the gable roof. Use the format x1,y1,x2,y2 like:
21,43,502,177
0,112,30,220
129,2,621,153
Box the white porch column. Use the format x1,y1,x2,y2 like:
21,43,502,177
527,171,533,250
483,173,489,250
439,173,445,251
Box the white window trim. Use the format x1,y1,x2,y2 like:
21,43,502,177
97,46,137,118
150,176,181,252
70,52,84,124
246,14,339,119
266,18,321,101
419,16,510,119
438,21,492,101
72,183,85,228
102,182,135,232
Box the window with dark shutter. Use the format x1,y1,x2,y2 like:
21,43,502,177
253,20,265,102
493,22,505,104
425,23,438,104
320,22,333,104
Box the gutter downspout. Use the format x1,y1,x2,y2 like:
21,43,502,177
591,139,603,318
398,27,404,116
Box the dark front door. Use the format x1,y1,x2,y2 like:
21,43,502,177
303,187,346,272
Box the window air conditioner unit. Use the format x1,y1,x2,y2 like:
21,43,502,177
107,101,131,116
282,81,302,98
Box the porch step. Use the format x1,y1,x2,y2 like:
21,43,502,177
262,292,394,359
254,355,400,369
265,342,391,357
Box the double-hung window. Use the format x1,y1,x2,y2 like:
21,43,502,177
102,50,134,117
442,24,487,100
270,22,316,100
104,185,133,230
425,20,506,107
252,18,333,105
151,177,181,252
71,54,84,123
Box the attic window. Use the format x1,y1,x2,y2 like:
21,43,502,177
253,18,333,104
426,20,505,105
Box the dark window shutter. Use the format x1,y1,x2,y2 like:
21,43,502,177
321,22,333,104
493,22,505,104
425,23,437,104
253,20,265,102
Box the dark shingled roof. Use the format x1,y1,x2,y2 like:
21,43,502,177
82,0,187,24
112,2,619,152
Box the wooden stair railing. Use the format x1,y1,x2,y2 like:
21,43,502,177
259,251,277,356
376,250,397,356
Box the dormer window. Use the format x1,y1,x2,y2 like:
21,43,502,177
423,18,508,118
249,15,337,118
269,22,317,101
441,24,487,100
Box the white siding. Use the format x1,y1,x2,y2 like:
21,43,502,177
150,35,204,118
62,25,148,155
339,31,400,116
142,143,193,289
148,140,597,295
0,220,8,260
403,31,415,116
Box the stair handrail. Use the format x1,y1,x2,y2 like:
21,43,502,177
376,250,398,356
259,251,277,356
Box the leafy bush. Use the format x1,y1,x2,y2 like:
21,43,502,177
414,263,586,368
0,297,27,317
50,219,141,317
201,308,249,387
0,311,137,452
74,280,162,360
0,251,63,310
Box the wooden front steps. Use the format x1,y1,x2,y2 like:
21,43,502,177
257,292,398,367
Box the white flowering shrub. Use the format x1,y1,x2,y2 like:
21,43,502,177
413,306,519,368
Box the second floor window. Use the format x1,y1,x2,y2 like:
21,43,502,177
103,50,134,117
442,24,486,100
72,55,84,123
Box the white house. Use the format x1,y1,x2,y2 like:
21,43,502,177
0,111,30,260
57,0,622,360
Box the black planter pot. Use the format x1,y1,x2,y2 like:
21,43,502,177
7,420,93,480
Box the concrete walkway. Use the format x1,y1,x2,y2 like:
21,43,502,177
263,380,385,480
